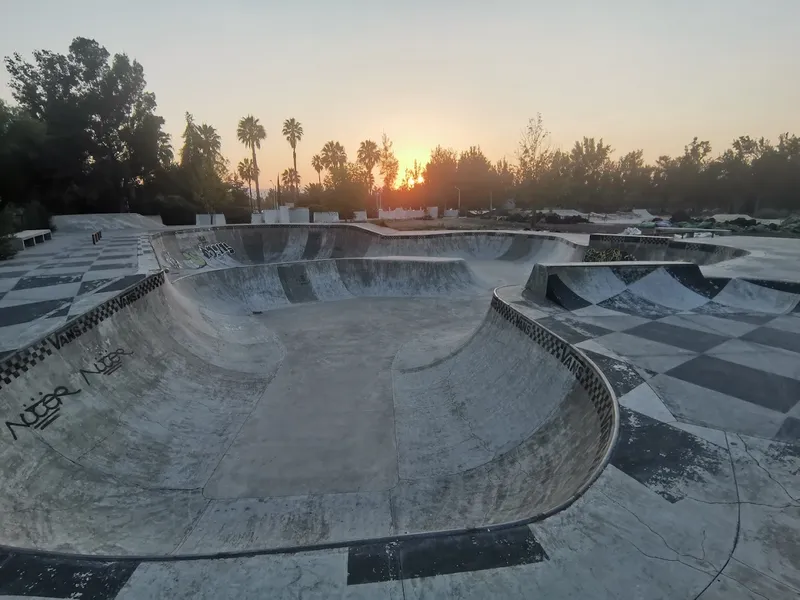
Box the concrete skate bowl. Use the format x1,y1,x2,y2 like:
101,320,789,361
150,224,586,275
587,234,749,265
0,264,617,558
526,261,800,315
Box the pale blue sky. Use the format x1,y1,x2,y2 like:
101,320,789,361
1,1,798,187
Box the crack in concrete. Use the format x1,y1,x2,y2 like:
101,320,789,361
599,490,713,569
736,435,799,504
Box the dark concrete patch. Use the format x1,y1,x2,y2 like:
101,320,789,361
12,274,83,291
0,553,138,599
347,526,547,585
582,349,645,397
88,263,135,271
36,261,94,269
302,231,322,260
277,264,317,303
741,327,800,355
0,270,29,279
95,274,146,293
545,274,591,311
0,299,69,327
598,290,676,319
667,355,800,413
610,265,657,284
624,321,729,353
775,417,800,443
611,406,726,503
77,278,114,296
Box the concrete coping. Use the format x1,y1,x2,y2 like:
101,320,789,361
538,260,693,268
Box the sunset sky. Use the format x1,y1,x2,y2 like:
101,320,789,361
1,0,798,190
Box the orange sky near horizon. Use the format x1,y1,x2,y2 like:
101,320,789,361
1,1,798,192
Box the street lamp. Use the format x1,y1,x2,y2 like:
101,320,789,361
454,186,461,213
269,180,276,210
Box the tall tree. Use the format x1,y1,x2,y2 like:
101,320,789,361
357,140,380,190
379,133,399,190
281,167,301,190
4,37,171,213
311,154,323,184
180,113,227,216
320,141,347,171
237,157,255,209
282,118,303,200
237,115,265,210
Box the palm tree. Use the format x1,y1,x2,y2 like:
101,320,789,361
237,115,266,211
237,158,255,209
320,141,347,170
357,140,381,190
282,118,303,200
281,168,301,190
311,154,323,185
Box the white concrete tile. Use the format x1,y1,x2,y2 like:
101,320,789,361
618,382,675,423
706,338,800,381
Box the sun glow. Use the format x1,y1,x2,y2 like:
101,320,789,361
407,175,424,188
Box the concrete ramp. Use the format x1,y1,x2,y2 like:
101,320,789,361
0,268,616,557
527,262,800,314
150,225,586,273
588,233,747,265
53,213,164,232
171,257,481,315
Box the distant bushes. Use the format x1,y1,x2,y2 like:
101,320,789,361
0,205,17,260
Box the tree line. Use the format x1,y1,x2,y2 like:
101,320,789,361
1,37,798,233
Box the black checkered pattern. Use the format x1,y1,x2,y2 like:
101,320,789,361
489,294,617,473
0,271,165,390
0,340,53,390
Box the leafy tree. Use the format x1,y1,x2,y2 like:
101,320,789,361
281,167,300,190
357,140,380,190
180,113,228,216
320,141,347,171
423,145,458,207
237,115,265,210
379,133,399,190
237,157,255,209
3,37,171,213
282,118,303,200
311,154,323,184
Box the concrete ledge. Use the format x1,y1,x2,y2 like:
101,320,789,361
11,229,52,251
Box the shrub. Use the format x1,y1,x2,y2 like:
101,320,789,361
0,205,17,260
671,209,690,223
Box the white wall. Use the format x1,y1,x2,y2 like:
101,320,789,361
353,211,367,222
279,206,290,224
262,210,279,224
195,214,227,226
250,212,263,224
444,209,459,218
313,211,339,223
427,206,439,219
289,208,310,223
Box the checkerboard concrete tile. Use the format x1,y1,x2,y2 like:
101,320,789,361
623,321,730,353
586,331,697,373
656,313,762,337
706,338,800,381
667,355,800,413
764,314,800,334
0,282,82,304
740,326,800,354
0,298,69,328
648,373,787,439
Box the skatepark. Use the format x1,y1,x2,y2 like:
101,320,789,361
0,218,797,598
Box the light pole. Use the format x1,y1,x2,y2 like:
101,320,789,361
454,186,461,213
269,180,276,211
